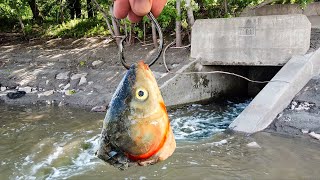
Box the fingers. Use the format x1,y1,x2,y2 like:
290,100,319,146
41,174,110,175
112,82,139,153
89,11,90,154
113,0,165,22
151,0,167,18
128,10,143,23
129,0,152,16
113,0,131,19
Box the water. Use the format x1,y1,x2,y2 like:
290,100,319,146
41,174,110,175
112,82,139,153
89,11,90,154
1,99,320,179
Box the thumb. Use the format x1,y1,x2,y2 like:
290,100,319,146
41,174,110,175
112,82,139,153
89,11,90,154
129,0,153,17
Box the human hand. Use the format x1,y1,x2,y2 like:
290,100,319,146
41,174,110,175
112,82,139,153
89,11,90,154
113,0,167,23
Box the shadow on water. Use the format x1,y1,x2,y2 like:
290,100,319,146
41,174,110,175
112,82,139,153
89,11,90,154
1,98,320,179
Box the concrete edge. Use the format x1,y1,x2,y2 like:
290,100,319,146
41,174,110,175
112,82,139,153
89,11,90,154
229,49,320,134
159,59,198,90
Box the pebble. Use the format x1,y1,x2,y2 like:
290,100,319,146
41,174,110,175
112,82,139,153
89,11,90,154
1,86,6,91
301,129,309,134
246,142,261,148
92,60,103,66
38,90,54,98
18,86,32,93
65,89,76,96
71,73,87,80
46,100,52,105
208,139,228,146
58,101,65,106
63,83,71,90
56,71,70,80
91,105,108,112
79,76,87,86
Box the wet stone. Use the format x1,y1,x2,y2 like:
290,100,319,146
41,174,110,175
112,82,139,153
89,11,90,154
247,142,261,148
71,73,87,80
18,87,32,93
38,90,54,97
92,60,103,66
56,71,70,80
79,76,87,86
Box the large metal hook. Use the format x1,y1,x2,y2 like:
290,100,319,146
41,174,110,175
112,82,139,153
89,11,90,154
119,12,163,69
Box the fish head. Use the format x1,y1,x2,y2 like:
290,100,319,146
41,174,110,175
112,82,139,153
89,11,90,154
103,60,175,162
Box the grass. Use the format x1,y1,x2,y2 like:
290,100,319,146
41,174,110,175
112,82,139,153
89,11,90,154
45,18,110,38
0,17,111,38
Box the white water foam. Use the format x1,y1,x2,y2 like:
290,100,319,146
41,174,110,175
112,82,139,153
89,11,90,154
169,100,250,140
15,135,102,180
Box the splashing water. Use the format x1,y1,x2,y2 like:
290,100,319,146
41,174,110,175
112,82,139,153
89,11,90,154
170,99,250,140
1,99,251,179
15,134,102,180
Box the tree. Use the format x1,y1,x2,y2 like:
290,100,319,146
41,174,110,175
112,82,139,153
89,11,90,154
175,0,182,47
1,0,29,35
185,0,195,27
27,0,43,23
87,0,94,18
67,0,81,19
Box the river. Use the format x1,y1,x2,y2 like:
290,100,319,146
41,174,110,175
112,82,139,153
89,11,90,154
1,99,320,179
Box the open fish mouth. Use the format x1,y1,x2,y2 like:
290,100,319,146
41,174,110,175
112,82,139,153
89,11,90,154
97,61,176,170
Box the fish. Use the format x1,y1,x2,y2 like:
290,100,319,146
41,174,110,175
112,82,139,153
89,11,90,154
96,60,176,170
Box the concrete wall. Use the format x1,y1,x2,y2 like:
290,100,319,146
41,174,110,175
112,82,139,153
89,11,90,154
241,2,320,17
229,48,320,133
191,14,311,66
160,61,248,107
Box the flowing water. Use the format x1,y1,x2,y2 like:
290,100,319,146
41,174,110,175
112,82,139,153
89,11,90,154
1,99,320,180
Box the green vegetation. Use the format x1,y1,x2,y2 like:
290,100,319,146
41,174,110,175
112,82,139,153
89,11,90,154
0,0,315,39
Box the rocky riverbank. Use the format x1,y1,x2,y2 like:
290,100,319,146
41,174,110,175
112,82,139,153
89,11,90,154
0,34,189,110
1,29,320,139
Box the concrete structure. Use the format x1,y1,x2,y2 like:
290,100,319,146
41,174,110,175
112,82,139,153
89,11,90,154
241,2,320,17
191,15,311,66
229,49,320,133
160,61,248,107
308,16,320,29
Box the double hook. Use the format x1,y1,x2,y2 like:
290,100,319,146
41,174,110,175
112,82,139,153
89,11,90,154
118,12,164,69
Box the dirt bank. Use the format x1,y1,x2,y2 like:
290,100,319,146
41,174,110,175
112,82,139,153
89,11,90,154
0,34,189,109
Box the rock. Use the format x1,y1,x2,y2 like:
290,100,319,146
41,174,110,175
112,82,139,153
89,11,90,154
71,73,87,80
208,139,228,146
56,71,70,80
46,80,50,85
65,89,76,96
91,105,108,112
247,142,261,148
0,87,6,91
309,131,320,140
301,129,310,134
63,83,70,90
46,100,52,105
18,87,32,93
7,91,26,99
79,76,87,86
38,90,54,98
92,60,103,66
88,81,94,85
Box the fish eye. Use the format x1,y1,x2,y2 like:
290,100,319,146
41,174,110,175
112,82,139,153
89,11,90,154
135,88,148,101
